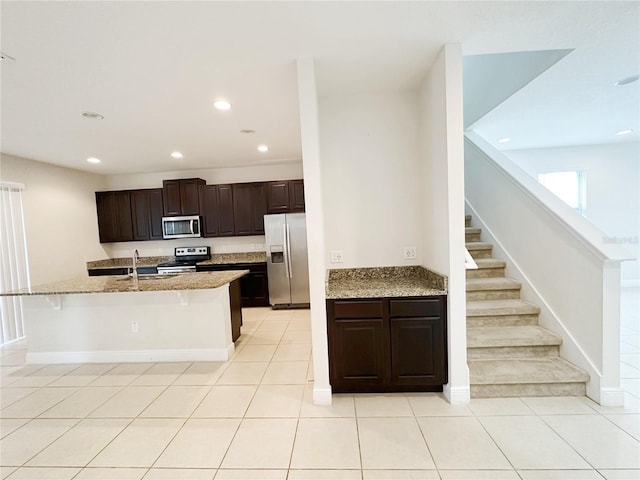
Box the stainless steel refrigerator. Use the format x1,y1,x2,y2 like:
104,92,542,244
264,213,310,308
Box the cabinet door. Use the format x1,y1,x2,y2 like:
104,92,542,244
200,185,220,237
180,179,203,215
251,183,267,234
390,317,447,386
267,181,290,213
131,190,151,240
217,185,235,236
96,191,133,243
113,191,134,241
162,180,182,216
330,318,387,392
240,265,269,307
96,192,117,243
148,188,164,239
131,189,164,241
289,179,305,211
232,183,267,235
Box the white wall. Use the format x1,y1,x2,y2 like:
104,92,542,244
319,92,422,268
106,163,303,190
297,57,331,405
505,142,639,286
0,154,107,285
419,44,469,403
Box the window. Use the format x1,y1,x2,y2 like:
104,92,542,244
0,182,30,345
538,170,587,216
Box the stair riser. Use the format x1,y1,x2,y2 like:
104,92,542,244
471,382,586,398
465,216,471,227
466,314,539,327
469,248,493,259
467,290,521,301
465,233,481,242
467,345,559,360
466,268,506,279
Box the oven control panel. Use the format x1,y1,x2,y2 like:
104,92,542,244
175,246,209,257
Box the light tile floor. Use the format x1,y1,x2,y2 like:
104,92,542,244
1,306,639,480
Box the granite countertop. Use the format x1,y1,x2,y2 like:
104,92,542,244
0,270,248,296
86,252,267,270
325,266,447,299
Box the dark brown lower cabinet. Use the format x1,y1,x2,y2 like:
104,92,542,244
229,279,243,342
196,262,269,308
327,296,447,393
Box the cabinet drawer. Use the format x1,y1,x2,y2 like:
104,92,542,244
333,300,383,319
389,298,441,318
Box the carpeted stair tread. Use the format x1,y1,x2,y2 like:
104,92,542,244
472,258,506,269
469,357,589,385
467,299,540,316
467,325,561,348
465,242,493,250
466,277,521,291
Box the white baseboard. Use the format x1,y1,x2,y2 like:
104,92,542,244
26,345,235,364
443,384,470,404
313,385,333,405
598,387,626,407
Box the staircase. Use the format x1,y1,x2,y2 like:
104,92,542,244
465,214,589,398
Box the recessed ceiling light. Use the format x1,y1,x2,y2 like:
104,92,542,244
498,138,510,144
214,100,231,110
87,157,101,164
614,75,639,86
171,151,184,159
257,145,269,152
240,129,256,134
82,112,104,120
616,129,633,136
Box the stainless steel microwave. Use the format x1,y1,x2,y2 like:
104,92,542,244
161,215,202,239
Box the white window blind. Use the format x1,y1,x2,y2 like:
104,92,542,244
0,182,30,345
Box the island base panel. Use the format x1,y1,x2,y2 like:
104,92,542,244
22,287,235,364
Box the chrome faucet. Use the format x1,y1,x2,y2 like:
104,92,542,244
132,249,139,281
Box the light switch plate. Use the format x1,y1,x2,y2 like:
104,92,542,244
330,250,344,263
403,246,417,259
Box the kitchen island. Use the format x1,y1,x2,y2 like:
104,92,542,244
1,270,247,364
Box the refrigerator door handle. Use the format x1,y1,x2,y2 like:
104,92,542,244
285,223,293,279
282,223,289,278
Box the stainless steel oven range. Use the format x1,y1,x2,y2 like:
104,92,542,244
156,246,211,274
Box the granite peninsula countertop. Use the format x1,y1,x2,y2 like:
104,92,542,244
86,252,267,270
325,266,447,299
0,270,248,296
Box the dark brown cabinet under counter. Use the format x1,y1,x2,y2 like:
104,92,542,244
196,262,269,308
327,295,447,393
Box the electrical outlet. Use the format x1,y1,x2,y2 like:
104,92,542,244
403,246,417,259
131,321,139,333
330,250,344,263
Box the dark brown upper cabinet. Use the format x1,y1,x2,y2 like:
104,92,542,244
95,191,134,243
131,188,164,241
199,184,235,237
162,178,205,216
232,182,268,235
266,179,305,213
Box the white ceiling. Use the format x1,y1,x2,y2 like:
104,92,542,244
1,1,638,175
